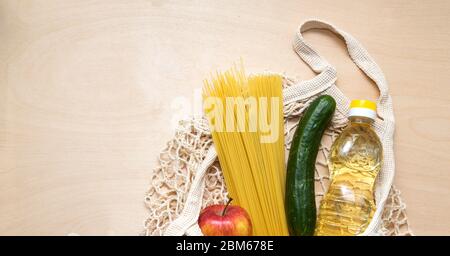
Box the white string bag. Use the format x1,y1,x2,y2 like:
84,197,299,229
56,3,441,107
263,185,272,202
144,20,413,236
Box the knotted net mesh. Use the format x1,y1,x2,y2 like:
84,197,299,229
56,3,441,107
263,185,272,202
143,76,413,236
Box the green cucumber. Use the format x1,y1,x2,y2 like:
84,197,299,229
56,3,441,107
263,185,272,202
285,95,336,236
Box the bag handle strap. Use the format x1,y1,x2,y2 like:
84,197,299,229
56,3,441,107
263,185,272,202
163,146,217,236
293,19,390,107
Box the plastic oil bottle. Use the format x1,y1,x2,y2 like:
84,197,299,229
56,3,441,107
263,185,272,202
315,100,383,236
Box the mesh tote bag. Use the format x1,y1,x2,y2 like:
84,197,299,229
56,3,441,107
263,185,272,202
144,19,413,236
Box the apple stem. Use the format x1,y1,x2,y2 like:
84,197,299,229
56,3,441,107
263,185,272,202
222,198,233,216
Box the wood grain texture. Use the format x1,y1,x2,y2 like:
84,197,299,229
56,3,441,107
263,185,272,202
1,0,449,235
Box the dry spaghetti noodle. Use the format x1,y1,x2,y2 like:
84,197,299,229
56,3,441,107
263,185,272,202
203,64,289,236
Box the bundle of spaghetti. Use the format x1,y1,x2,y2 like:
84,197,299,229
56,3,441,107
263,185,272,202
203,65,289,236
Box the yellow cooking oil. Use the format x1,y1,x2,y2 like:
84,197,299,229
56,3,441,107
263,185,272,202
315,100,383,236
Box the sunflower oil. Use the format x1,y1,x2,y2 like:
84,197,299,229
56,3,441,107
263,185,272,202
315,100,383,236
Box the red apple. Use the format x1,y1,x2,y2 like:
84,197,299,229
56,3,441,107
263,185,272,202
198,199,252,236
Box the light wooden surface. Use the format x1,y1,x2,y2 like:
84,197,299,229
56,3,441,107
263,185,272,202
1,0,449,235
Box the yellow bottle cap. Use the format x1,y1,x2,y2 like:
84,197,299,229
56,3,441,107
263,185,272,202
350,99,377,111
349,99,377,119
